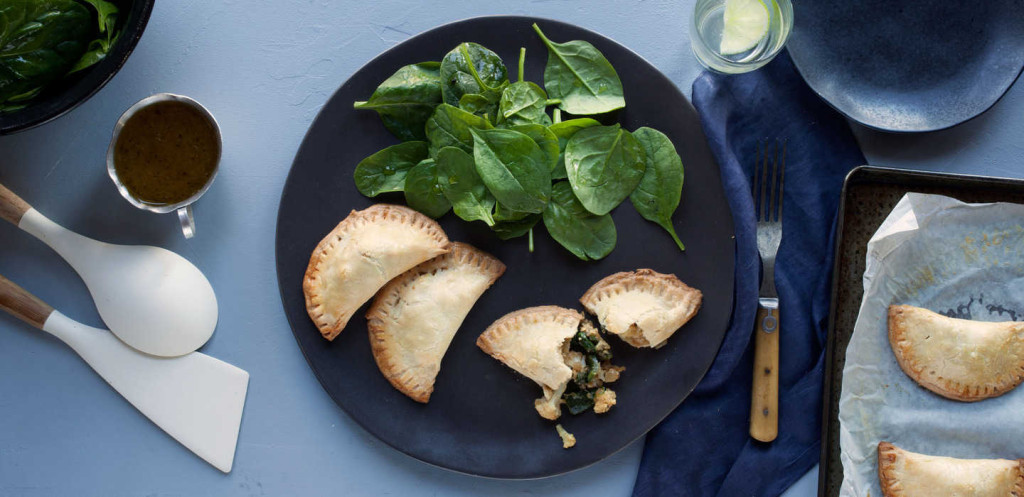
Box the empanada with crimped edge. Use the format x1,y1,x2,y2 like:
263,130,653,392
580,268,702,348
877,442,1024,497
367,242,505,403
888,305,1024,402
477,306,582,420
303,204,449,340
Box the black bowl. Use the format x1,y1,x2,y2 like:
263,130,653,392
0,0,155,135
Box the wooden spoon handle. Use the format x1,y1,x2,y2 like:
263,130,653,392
750,302,780,442
0,274,53,330
0,182,31,226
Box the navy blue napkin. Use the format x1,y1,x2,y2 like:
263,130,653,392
632,51,866,497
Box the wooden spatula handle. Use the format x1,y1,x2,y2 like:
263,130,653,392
0,274,53,330
0,182,31,225
750,304,779,442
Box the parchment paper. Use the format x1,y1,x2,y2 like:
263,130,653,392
839,193,1024,496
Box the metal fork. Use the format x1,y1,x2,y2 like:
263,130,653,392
750,140,785,443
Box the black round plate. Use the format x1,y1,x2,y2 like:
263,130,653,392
275,16,735,479
0,0,154,135
788,1,1024,133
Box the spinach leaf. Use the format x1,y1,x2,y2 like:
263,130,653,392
549,118,601,180
0,0,93,105
425,103,492,157
493,213,541,240
353,62,443,141
493,202,531,222
435,146,495,226
470,128,551,214
629,127,685,250
404,159,451,218
439,42,508,108
542,181,616,261
498,81,551,127
532,23,625,115
68,0,119,73
564,124,646,215
510,123,559,174
353,141,428,197
458,93,495,123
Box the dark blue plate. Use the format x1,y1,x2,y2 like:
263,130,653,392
788,1,1024,133
275,16,735,478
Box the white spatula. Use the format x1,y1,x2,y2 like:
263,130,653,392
0,273,248,473
0,182,217,357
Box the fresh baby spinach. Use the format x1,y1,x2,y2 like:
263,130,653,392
498,81,552,127
492,213,541,240
425,103,493,157
351,28,687,260
629,127,685,251
436,146,495,226
542,181,616,261
439,42,509,109
532,23,625,116
353,141,429,197
509,123,560,173
354,62,443,141
404,159,451,218
549,118,601,180
0,0,93,106
470,128,551,214
564,125,646,215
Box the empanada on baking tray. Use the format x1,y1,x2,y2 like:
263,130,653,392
367,243,505,403
304,204,449,340
888,304,1024,402
580,268,702,348
877,442,1024,497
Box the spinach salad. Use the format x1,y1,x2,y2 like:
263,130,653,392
353,24,685,261
0,0,123,112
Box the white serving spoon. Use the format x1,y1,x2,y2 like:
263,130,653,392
0,182,217,357
0,274,247,473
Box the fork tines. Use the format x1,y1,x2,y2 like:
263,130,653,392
753,141,786,223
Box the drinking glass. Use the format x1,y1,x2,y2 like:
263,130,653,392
691,0,793,74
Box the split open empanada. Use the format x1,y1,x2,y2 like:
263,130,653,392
304,204,449,340
477,306,622,420
888,305,1024,402
580,268,702,348
877,442,1024,497
367,242,505,403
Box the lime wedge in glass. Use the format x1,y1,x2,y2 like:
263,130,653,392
720,0,770,55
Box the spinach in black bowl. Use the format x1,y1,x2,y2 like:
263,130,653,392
0,0,123,113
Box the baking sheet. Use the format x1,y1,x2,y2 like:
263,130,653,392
838,192,1024,496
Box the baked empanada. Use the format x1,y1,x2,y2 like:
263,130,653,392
580,268,702,348
477,306,622,420
888,305,1024,402
367,242,505,403
304,204,449,340
877,442,1024,497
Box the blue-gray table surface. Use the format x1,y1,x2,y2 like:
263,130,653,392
1,1,1020,495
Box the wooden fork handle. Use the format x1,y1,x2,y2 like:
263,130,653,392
0,182,31,226
750,302,779,442
0,274,53,330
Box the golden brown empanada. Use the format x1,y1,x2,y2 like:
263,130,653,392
304,204,449,340
877,442,1024,497
367,243,505,403
477,306,622,420
580,268,702,348
477,306,581,419
888,305,1024,402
